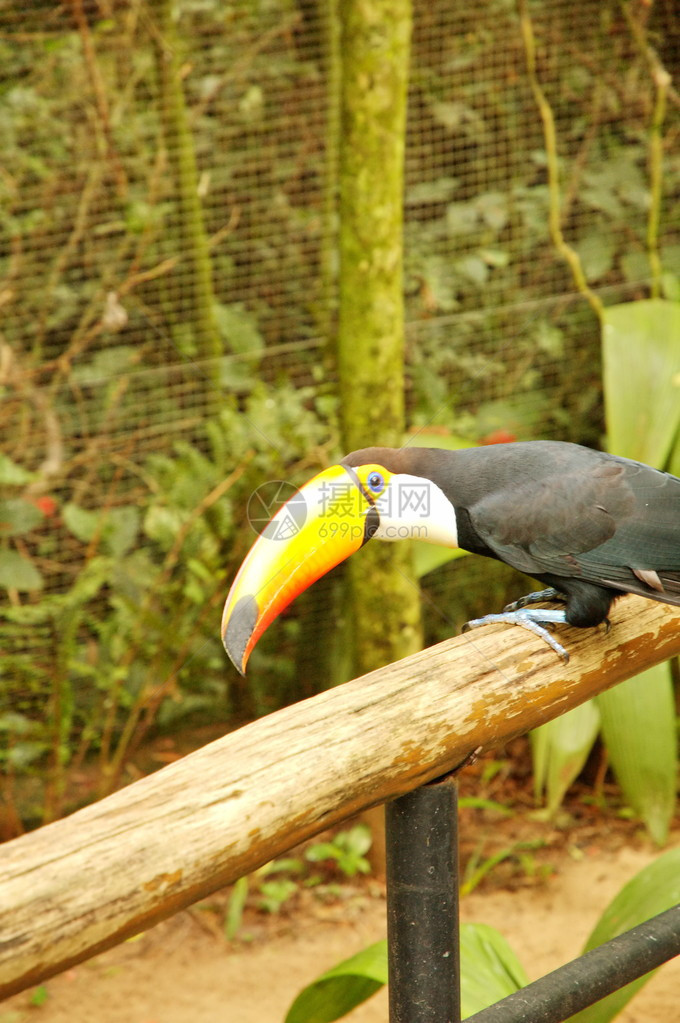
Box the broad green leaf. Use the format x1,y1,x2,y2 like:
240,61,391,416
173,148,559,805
62,504,138,558
6,739,47,770
225,875,249,941
446,199,479,235
284,923,528,1023
284,940,387,1023
458,796,514,816
0,498,43,537
531,701,601,814
0,454,35,486
568,847,680,1023
0,711,35,735
456,255,489,286
460,923,529,1017
104,506,139,559
601,298,679,844
602,299,680,465
661,272,680,302
413,542,466,579
214,301,264,356
596,669,676,845
63,502,100,543
144,505,185,548
578,230,615,283
71,345,137,385
0,549,43,591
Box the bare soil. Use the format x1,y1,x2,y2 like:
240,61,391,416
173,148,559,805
3,739,679,1023
4,825,679,1022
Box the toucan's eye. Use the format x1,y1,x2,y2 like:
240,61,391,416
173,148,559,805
367,471,384,494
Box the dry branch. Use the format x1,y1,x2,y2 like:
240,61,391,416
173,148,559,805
2,594,680,998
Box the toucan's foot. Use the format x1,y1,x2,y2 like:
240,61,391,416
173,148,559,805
462,608,570,663
503,587,563,613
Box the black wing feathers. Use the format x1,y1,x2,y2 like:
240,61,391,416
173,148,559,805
469,449,680,606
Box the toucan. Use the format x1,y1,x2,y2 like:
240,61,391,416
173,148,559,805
221,440,680,673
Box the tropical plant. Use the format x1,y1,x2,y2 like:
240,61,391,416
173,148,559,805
518,0,679,841
283,846,680,1022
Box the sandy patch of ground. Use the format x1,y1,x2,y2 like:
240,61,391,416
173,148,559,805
4,837,678,1023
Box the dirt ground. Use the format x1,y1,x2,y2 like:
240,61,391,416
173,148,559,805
4,814,679,1023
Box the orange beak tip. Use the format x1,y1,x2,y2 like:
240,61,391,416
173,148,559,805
222,593,259,676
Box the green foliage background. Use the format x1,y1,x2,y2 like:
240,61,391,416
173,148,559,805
0,0,678,828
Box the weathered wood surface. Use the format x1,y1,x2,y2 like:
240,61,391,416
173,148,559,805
2,595,679,998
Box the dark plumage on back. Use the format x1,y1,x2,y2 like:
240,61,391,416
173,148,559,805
343,441,680,629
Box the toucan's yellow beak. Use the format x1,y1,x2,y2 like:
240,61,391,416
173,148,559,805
221,464,375,674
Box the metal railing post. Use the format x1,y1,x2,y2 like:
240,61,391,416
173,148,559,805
466,903,680,1023
385,776,460,1023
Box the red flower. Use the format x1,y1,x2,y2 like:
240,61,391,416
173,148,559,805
31,495,58,517
480,429,517,446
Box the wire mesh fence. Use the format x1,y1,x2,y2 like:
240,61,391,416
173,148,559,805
0,0,678,822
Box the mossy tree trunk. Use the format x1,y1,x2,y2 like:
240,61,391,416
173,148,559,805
336,0,422,675
153,0,221,384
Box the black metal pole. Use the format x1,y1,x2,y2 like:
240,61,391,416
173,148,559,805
465,902,680,1023
385,776,460,1023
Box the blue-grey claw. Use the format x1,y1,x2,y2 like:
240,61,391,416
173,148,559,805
462,609,570,663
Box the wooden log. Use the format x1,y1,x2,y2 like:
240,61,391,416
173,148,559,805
1,595,679,998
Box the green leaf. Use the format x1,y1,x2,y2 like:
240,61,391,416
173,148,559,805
600,299,679,843
305,826,372,877
0,454,35,486
225,876,249,940
257,878,298,913
104,506,139,559
407,176,459,204
284,923,528,1023
144,505,185,548
284,940,387,1023
458,796,514,816
62,504,138,558
462,840,545,896
62,502,100,543
258,857,305,876
533,322,564,358
0,498,43,537
0,711,36,735
568,847,680,1023
460,923,529,1016
456,255,489,286
446,200,479,235
578,230,615,283
620,250,651,285
71,345,137,385
432,101,474,131
596,668,677,845
661,272,680,302
531,701,601,814
602,299,680,466
6,739,47,769
476,192,509,232
0,549,43,591
214,301,264,356
29,985,49,1007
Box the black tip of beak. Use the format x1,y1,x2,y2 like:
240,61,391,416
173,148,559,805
222,594,258,676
